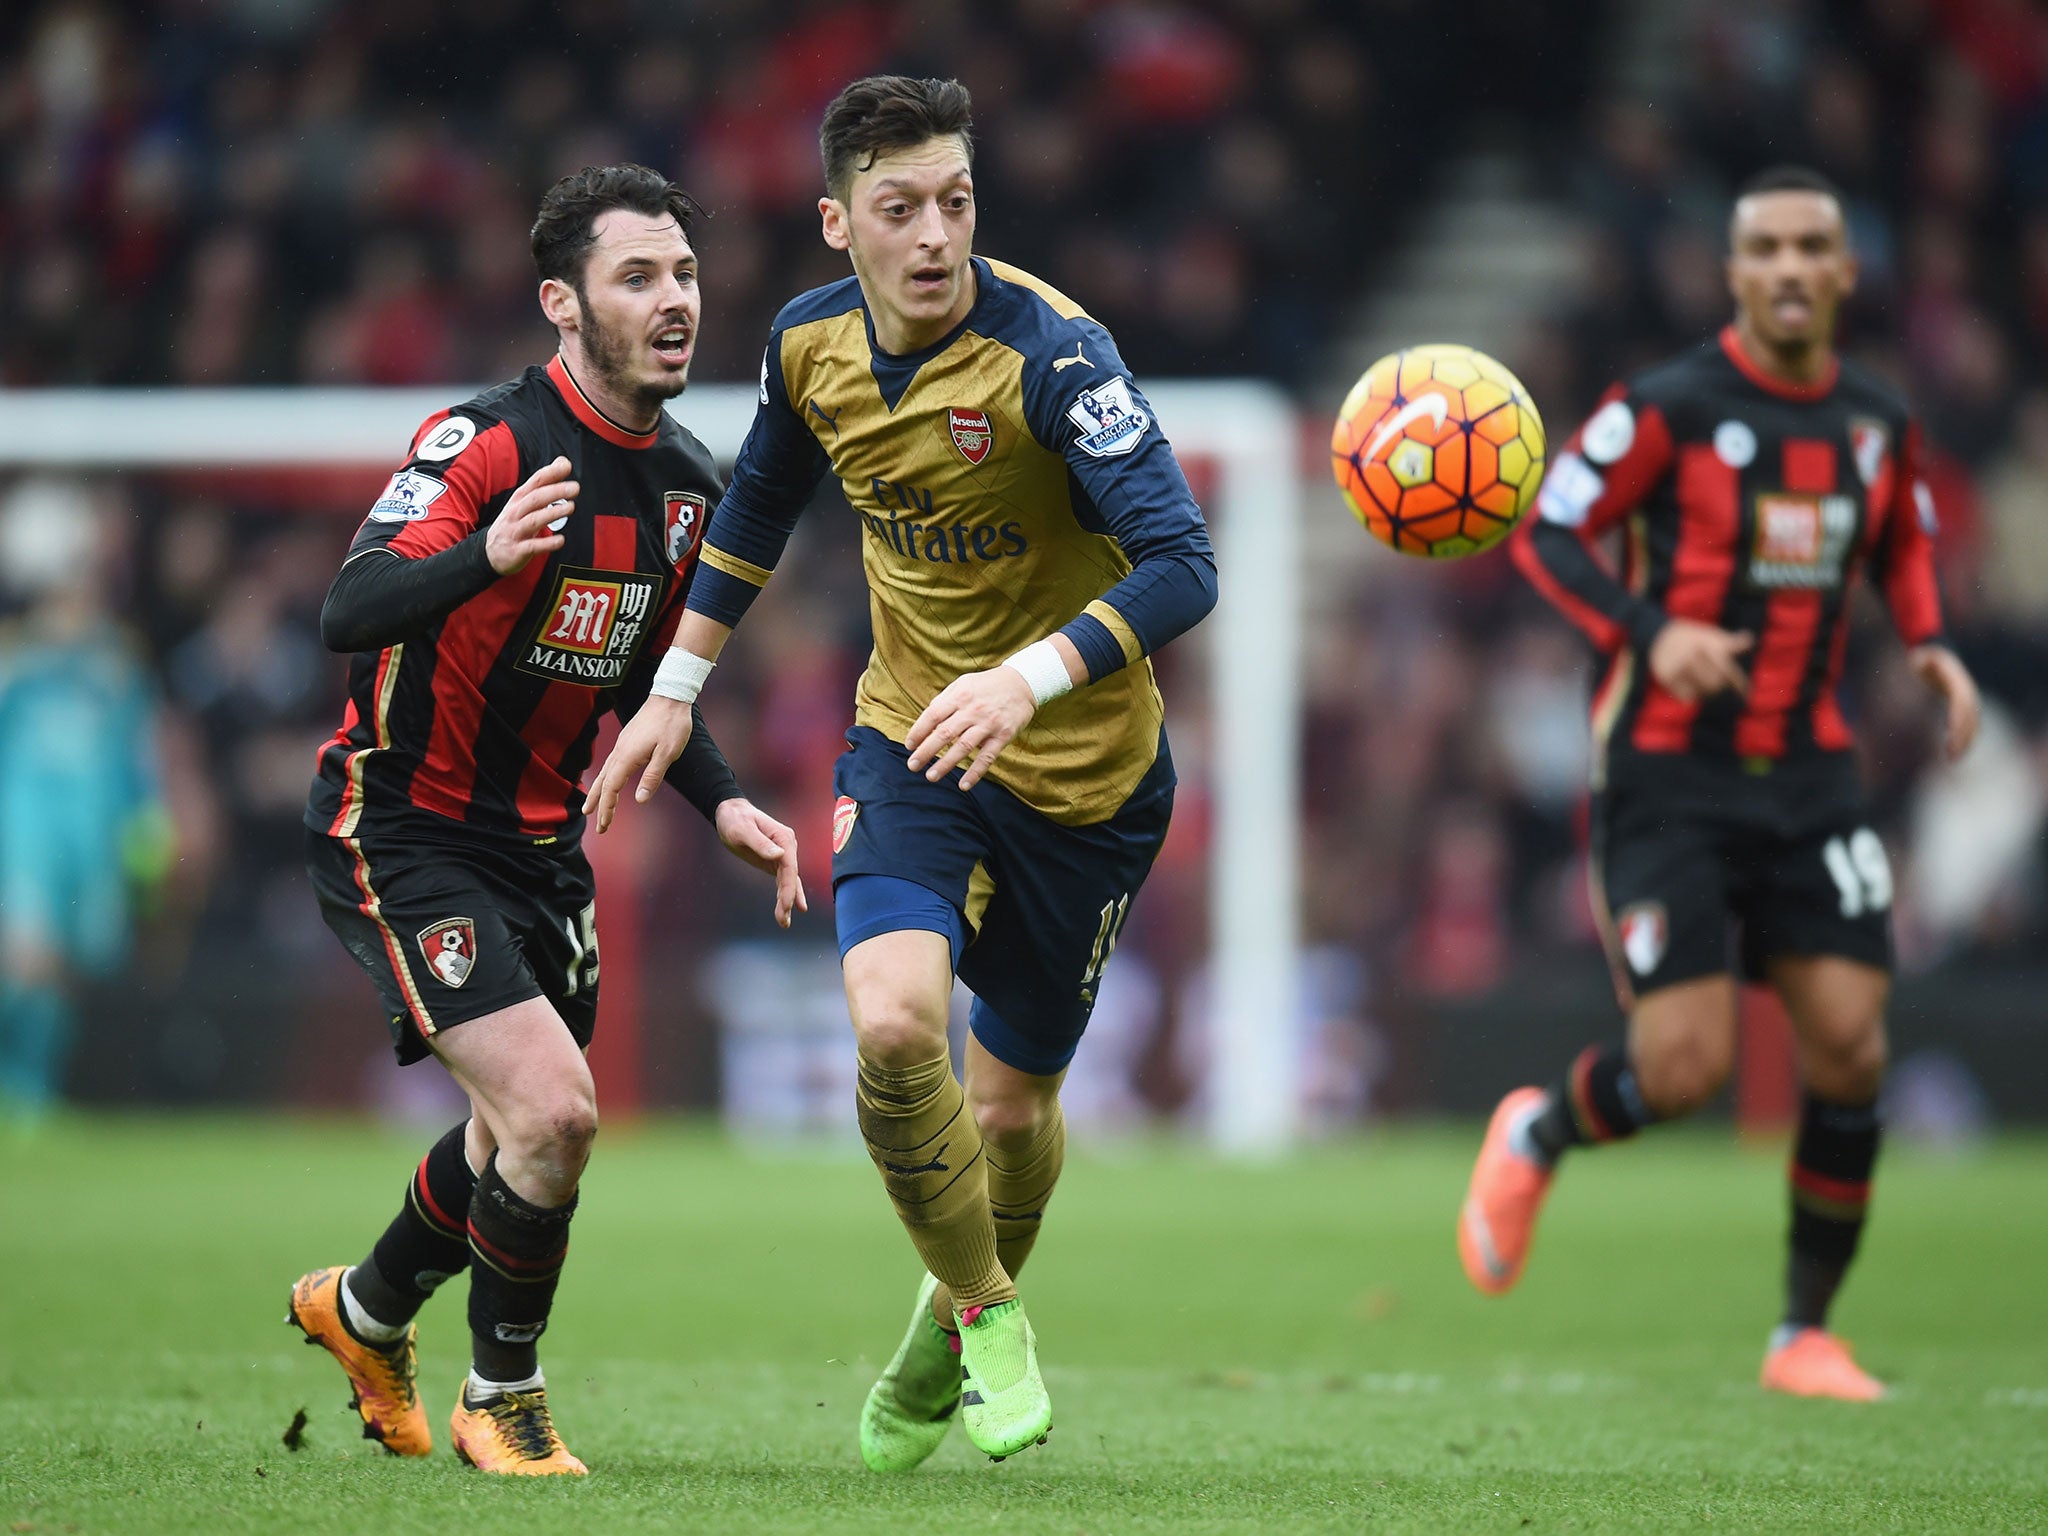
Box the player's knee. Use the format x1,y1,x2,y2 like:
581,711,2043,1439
851,993,951,1068
968,1087,1053,1150
1808,1020,1887,1101
504,1091,598,1174
1635,1036,1732,1117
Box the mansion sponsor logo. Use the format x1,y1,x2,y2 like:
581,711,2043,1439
517,566,664,685
1749,493,1858,589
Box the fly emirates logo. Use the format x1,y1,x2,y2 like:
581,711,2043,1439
517,567,663,685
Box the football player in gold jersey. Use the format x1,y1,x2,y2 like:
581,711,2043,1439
588,75,1215,1466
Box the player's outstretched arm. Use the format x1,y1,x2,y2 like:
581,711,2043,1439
1907,643,1980,760
905,635,1088,790
585,613,733,832
713,798,808,928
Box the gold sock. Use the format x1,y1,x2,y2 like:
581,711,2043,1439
934,1102,1066,1326
855,1049,1013,1312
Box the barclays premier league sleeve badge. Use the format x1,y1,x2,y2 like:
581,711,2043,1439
367,469,448,522
1066,377,1149,458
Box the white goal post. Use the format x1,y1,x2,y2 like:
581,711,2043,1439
0,382,1302,1152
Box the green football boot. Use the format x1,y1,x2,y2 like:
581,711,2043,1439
957,1296,1052,1461
859,1273,963,1472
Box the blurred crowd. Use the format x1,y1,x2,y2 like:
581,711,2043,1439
0,0,1594,387
2,0,2045,1124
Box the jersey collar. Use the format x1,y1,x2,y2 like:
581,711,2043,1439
1719,325,1839,402
546,354,663,450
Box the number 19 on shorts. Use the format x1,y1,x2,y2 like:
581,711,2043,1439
1823,829,1893,918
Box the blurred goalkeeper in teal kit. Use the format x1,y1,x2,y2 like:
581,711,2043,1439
0,479,169,1121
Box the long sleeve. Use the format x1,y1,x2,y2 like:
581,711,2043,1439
322,408,525,652
1511,385,1675,655
320,538,498,652
1020,320,1218,681
685,332,831,631
1874,421,1945,648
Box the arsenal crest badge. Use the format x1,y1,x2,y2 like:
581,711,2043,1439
832,796,860,853
664,490,707,568
418,918,477,989
948,407,993,466
1617,902,1668,978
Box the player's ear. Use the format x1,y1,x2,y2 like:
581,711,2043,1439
820,196,851,253
539,277,581,333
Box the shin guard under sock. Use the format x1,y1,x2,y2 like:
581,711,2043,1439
348,1121,478,1329
465,1154,576,1383
1784,1092,1880,1330
1527,1044,1659,1163
855,1048,1011,1313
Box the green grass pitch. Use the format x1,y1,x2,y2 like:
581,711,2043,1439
3,1118,2044,1533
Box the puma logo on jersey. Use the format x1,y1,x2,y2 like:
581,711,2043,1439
807,399,842,435
1052,342,1092,373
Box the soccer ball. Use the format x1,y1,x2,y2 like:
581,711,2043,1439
1330,344,1546,558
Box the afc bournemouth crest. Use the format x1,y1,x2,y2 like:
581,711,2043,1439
418,918,476,989
1848,417,1891,488
948,407,993,466
832,796,860,853
1617,902,1668,978
664,491,707,568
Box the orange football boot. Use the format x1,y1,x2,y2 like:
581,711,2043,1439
1760,1329,1887,1401
286,1266,431,1455
450,1381,589,1475
1458,1087,1556,1296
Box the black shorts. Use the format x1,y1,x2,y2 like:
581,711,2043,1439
829,725,1176,1075
1592,754,1893,1005
305,821,600,1065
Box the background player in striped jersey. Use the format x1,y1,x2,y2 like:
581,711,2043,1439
1460,167,1980,1401
289,164,805,1475
587,76,1216,1466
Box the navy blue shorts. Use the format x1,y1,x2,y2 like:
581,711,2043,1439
830,725,1175,1076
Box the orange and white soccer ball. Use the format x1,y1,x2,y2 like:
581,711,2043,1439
1330,344,1546,558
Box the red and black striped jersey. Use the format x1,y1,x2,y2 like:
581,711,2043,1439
307,356,721,845
1512,326,1944,779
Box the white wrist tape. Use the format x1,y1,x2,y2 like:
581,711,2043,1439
1002,640,1074,707
650,648,715,705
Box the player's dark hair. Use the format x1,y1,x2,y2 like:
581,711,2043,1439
1734,164,1847,208
819,75,974,203
1729,165,1850,252
530,163,702,288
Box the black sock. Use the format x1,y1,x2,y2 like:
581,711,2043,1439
466,1154,577,1384
1784,1092,1880,1331
347,1121,478,1332
1527,1044,1659,1163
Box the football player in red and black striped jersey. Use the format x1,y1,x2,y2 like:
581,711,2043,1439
1459,167,1980,1401
288,165,805,1474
